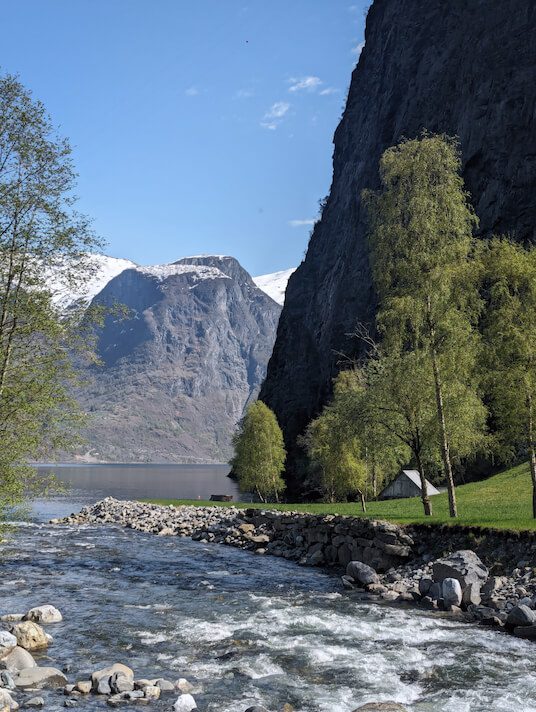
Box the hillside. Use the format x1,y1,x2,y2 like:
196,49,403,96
261,0,536,493
70,255,282,463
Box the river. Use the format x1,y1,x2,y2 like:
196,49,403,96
2,465,536,711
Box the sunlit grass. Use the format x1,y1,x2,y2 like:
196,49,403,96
146,461,536,531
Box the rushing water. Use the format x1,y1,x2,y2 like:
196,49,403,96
3,469,536,711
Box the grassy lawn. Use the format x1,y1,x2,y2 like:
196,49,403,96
146,461,536,532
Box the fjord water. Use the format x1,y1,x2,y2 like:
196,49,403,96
4,467,536,711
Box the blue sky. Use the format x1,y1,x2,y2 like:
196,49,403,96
2,1,369,276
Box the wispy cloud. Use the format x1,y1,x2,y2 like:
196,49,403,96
351,41,365,57
236,88,255,99
260,101,290,130
319,87,338,96
289,219,315,227
288,76,322,93
185,86,200,97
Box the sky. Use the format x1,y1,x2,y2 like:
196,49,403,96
2,1,369,276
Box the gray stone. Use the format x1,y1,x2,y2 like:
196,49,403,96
97,678,112,695
74,681,91,694
418,578,433,597
441,578,463,607
23,606,62,625
513,624,536,639
506,604,536,628
175,679,194,694
346,561,380,587
462,582,481,607
143,686,160,700
0,688,19,711
429,582,442,601
481,576,507,598
432,550,488,591
25,698,44,708
0,670,16,689
13,667,68,689
173,694,197,711
0,631,18,658
110,673,133,694
91,664,133,692
0,647,37,673
154,679,175,692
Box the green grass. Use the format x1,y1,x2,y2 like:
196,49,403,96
146,461,536,532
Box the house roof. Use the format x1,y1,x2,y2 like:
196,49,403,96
401,470,440,495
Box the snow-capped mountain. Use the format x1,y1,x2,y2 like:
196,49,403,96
61,255,284,463
253,268,296,305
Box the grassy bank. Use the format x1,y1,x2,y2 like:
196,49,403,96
147,461,536,531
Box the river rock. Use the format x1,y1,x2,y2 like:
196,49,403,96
0,648,37,673
506,604,536,628
91,664,133,691
173,693,196,711
25,698,44,708
0,616,23,623
0,688,18,711
462,583,481,607
23,606,63,625
10,623,48,652
110,673,134,694
0,632,17,658
442,578,463,607
74,681,91,694
418,578,433,597
154,679,175,692
175,679,194,694
346,561,380,587
143,686,160,700
13,667,67,689
432,550,488,591
0,671,16,689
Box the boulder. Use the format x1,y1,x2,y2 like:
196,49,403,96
23,606,63,625
0,632,17,658
0,688,18,711
144,686,160,700
513,624,536,639
462,583,481,607
506,604,536,628
154,679,175,692
91,664,133,691
10,623,48,652
0,671,16,689
173,694,197,711
74,681,92,694
418,578,433,597
346,561,380,587
432,550,488,591
441,578,463,608
13,667,67,689
110,673,133,694
0,647,37,673
175,679,194,694
481,576,507,598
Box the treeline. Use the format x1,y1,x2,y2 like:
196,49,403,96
233,134,536,518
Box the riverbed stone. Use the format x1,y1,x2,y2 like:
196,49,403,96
513,624,536,639
462,583,481,607
0,616,23,624
91,664,133,692
0,632,17,659
0,648,36,673
13,667,67,689
144,686,160,700
154,679,175,692
110,673,134,694
10,623,48,653
23,606,62,625
25,697,44,708
174,679,194,694
506,604,536,628
74,681,91,694
432,550,488,591
0,671,16,690
173,693,196,711
346,561,380,587
442,578,463,607
0,688,19,711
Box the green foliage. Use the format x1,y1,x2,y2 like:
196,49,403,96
0,72,102,514
480,238,536,515
364,133,487,517
231,401,286,502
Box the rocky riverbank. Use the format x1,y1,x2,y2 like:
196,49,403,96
54,498,536,644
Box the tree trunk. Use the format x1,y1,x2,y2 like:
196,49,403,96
527,393,536,518
371,460,377,499
415,450,432,516
427,297,457,518
359,490,367,513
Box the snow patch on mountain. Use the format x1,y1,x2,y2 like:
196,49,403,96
253,268,296,305
138,263,230,281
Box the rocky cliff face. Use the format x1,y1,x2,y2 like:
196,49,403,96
75,256,281,463
261,0,536,491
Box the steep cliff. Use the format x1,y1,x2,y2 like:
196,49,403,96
74,256,282,463
261,0,536,492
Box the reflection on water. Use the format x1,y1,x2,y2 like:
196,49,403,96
34,463,241,502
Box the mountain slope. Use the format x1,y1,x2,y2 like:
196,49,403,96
261,0,536,492
253,268,296,306
73,256,282,463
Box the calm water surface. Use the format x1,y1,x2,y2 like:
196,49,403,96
2,467,536,711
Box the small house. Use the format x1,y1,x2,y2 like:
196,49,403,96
378,470,440,500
